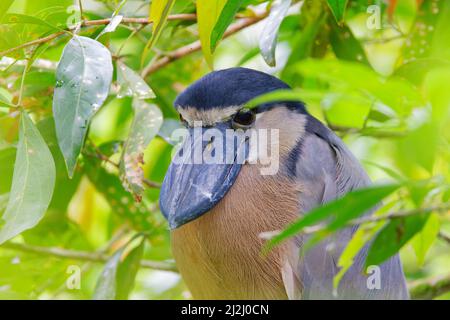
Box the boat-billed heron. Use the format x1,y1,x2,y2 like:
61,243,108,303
159,67,408,299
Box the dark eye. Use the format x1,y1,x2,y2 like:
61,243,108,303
232,110,255,129
179,113,187,126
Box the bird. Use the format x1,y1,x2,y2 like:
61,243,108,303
159,67,409,300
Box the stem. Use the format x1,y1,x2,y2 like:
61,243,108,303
0,14,197,57
1,242,178,272
409,273,450,300
141,11,269,77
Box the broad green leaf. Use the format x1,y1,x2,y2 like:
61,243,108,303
116,238,145,299
0,112,56,245
37,117,82,213
267,184,400,250
259,0,291,67
322,92,371,128
210,0,242,52
0,147,15,194
294,59,423,117
93,236,145,300
366,212,430,267
326,0,348,24
116,61,156,99
0,0,14,22
120,100,163,200
328,18,369,64
197,0,227,68
412,213,440,266
142,0,176,65
245,88,324,109
53,36,113,178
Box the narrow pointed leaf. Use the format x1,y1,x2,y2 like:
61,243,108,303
326,0,348,24
97,15,123,39
142,0,176,65
210,0,242,52
0,0,14,22
411,213,440,266
120,100,163,200
116,61,155,99
366,213,430,267
0,112,56,244
267,184,400,249
197,0,227,68
259,0,291,67
53,36,113,177
94,236,145,300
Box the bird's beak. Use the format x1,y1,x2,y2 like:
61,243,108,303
160,122,249,229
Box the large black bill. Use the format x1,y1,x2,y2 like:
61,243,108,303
159,123,249,229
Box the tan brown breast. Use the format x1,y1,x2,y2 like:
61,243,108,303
171,164,302,299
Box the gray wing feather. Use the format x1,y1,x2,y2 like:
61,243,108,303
289,117,408,300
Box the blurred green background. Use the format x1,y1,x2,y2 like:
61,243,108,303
0,0,449,299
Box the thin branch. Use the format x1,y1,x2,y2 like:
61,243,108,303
84,144,162,189
438,231,450,245
1,242,178,272
261,204,450,239
0,31,66,57
349,204,450,226
141,11,269,77
0,14,197,57
409,273,450,300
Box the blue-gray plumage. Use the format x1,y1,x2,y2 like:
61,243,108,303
159,67,409,299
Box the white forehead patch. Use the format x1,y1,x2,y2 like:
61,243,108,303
177,105,242,126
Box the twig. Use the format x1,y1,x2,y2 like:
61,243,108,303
261,204,450,239
438,231,450,245
1,242,178,272
409,273,450,300
0,14,197,57
141,11,269,77
84,144,162,189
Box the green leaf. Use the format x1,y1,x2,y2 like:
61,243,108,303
326,0,348,24
328,18,369,64
333,200,397,289
197,0,227,68
116,61,156,99
210,0,242,52
2,13,61,31
52,36,113,178
93,236,145,300
333,219,386,290
411,213,440,266
142,0,176,65
267,184,400,250
245,88,324,109
116,238,145,299
97,15,123,39
259,0,291,67
0,0,14,22
0,193,9,214
0,112,56,245
366,212,430,267
120,100,163,200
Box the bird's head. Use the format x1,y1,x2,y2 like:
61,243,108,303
159,67,306,229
